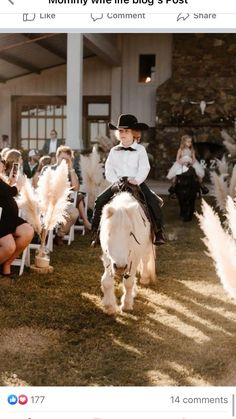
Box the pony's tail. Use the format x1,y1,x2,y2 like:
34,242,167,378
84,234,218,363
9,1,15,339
147,246,157,283
138,242,156,284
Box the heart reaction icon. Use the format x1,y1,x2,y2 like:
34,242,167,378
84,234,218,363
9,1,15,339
18,394,28,405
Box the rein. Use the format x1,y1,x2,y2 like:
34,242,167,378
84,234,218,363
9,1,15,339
130,231,141,245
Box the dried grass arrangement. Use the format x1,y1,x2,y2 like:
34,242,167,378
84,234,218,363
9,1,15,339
94,134,118,153
17,160,71,260
210,172,228,211
211,157,236,211
215,155,229,176
220,129,236,158
80,148,109,209
198,198,236,299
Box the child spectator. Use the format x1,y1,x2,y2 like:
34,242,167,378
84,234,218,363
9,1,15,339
167,134,208,195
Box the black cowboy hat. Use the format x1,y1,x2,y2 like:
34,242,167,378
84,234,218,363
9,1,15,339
108,114,149,131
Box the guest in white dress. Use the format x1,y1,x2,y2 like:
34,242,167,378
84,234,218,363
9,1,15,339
167,135,208,195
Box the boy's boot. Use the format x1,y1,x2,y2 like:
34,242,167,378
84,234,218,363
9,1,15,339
153,229,166,246
90,229,100,248
168,184,176,197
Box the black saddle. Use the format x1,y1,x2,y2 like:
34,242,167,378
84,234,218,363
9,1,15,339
111,177,151,223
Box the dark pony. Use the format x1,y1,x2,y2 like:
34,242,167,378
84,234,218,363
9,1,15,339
175,166,199,222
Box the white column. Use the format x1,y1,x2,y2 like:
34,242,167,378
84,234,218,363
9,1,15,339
67,33,83,150
111,66,122,123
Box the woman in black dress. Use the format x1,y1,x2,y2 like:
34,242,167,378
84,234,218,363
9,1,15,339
0,157,34,277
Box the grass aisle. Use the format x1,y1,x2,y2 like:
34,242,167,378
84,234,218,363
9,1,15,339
0,196,236,386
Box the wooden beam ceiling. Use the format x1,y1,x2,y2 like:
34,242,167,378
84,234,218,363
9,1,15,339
83,34,121,66
0,34,58,53
23,34,66,61
0,34,65,81
0,51,41,74
0,75,7,83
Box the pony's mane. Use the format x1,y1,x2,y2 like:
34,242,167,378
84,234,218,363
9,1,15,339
106,191,139,212
101,192,142,232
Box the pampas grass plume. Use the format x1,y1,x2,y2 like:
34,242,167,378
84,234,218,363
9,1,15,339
220,129,235,144
229,164,236,198
215,155,229,176
37,165,53,214
18,160,72,247
43,160,71,231
80,148,109,209
210,171,228,211
226,196,236,240
198,199,236,299
223,140,236,158
18,178,41,234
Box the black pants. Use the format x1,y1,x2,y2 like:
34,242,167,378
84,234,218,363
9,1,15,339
91,182,164,233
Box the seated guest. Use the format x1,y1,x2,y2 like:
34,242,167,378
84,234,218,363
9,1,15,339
1,147,10,161
0,158,34,278
4,149,23,177
23,149,40,179
72,151,91,229
32,155,52,189
76,192,91,231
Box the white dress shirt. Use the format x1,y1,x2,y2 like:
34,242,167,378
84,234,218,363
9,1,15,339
49,139,58,154
105,142,150,185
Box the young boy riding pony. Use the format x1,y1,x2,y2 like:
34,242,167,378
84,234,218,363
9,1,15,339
91,114,166,247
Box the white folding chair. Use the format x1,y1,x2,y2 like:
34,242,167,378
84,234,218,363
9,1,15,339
11,247,28,276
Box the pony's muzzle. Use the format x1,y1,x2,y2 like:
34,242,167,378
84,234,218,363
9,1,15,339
113,263,128,274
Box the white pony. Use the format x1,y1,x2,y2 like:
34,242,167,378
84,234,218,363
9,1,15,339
100,192,156,315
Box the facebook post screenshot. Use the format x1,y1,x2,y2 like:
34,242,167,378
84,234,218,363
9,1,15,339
0,0,236,418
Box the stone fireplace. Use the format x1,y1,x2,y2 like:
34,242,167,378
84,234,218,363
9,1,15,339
150,34,236,179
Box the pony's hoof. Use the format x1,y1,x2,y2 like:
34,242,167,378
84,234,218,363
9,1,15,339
140,277,151,285
104,305,117,316
121,303,133,312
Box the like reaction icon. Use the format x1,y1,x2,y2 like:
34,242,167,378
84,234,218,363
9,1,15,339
8,394,18,405
18,394,28,405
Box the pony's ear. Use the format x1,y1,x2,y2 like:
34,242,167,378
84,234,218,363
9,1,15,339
105,206,114,219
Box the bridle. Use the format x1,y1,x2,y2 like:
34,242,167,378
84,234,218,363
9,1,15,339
129,231,141,245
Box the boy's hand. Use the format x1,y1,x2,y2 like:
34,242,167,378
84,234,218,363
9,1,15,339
128,178,138,185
